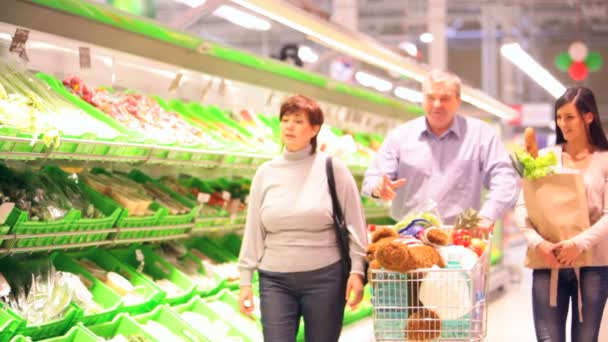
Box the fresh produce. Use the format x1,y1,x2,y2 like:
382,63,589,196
1,263,100,325
0,60,119,146
158,243,219,292
83,172,153,216
452,229,472,247
515,150,558,180
454,208,481,230
207,300,263,341
78,259,145,305
0,165,104,221
64,76,217,146
141,182,190,215
181,311,245,342
394,211,441,232
469,238,487,257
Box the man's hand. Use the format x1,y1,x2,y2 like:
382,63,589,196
239,285,255,319
345,274,365,310
537,240,561,268
555,240,582,267
372,175,406,201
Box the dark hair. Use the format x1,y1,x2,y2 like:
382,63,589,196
279,95,324,153
555,86,608,151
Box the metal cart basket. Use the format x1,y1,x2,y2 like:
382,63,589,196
370,239,491,341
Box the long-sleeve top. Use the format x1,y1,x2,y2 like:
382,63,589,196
238,145,368,286
361,115,520,224
515,147,608,266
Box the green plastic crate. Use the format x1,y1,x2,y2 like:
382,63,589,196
0,305,22,342
205,290,263,342
67,249,164,315
208,233,242,259
187,237,240,289
134,305,205,342
3,208,80,248
172,296,249,342
0,128,30,154
87,314,156,341
110,246,197,305
7,336,30,342
0,257,84,340
35,73,147,161
71,184,122,244
188,237,238,263
158,248,226,298
40,166,122,245
9,302,80,340
51,253,123,326
37,324,99,342
127,170,196,237
88,169,168,240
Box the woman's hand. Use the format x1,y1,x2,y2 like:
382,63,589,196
537,240,561,268
345,273,365,310
239,285,255,318
555,240,582,267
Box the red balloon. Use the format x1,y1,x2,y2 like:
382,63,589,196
569,61,588,81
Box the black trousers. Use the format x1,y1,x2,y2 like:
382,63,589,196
258,261,348,342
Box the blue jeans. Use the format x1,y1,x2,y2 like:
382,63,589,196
258,261,347,342
532,267,608,342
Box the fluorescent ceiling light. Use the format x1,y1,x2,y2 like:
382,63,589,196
500,43,566,98
398,42,418,57
355,71,393,93
172,0,207,6
229,0,516,120
394,86,423,103
298,45,318,63
419,32,434,44
213,5,271,31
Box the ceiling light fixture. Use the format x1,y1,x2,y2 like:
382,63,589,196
419,32,434,44
398,42,418,57
500,42,566,98
355,71,393,93
172,0,207,7
213,5,271,31
229,0,516,119
394,86,423,103
297,45,319,63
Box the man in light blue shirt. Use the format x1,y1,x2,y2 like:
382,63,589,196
362,70,519,226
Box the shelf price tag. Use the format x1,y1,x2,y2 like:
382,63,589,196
169,72,183,92
0,203,15,225
9,28,29,62
79,47,92,69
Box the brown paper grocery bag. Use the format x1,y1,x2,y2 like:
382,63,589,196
522,173,591,267
522,173,590,320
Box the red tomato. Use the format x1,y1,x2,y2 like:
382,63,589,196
452,229,472,247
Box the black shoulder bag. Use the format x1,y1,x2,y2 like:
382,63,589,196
326,157,367,283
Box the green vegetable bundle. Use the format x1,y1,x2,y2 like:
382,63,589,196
514,150,558,180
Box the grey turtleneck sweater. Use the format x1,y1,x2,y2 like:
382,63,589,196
238,145,368,286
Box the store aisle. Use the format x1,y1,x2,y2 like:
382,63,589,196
340,241,608,341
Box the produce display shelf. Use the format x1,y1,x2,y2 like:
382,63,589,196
0,136,371,176
190,223,245,235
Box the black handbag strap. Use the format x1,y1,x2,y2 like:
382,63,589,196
326,157,345,225
326,157,350,264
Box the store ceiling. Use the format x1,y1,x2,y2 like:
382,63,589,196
150,0,608,122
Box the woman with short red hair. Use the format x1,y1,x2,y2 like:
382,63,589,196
238,95,368,342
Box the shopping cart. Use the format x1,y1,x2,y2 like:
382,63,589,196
370,236,491,341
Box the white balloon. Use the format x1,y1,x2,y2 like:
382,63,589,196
569,41,588,62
